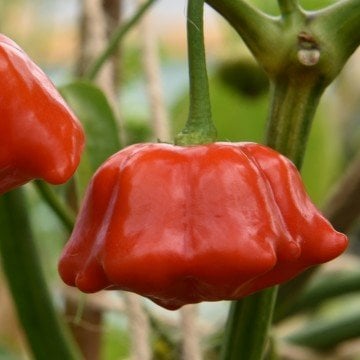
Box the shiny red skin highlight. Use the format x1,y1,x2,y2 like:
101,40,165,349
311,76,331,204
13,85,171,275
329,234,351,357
0,34,84,194
58,142,348,310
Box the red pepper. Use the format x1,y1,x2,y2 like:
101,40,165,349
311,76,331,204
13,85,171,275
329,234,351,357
0,34,84,194
58,142,348,310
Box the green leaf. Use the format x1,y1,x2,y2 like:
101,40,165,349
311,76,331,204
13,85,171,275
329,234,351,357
275,270,360,321
0,189,80,360
285,309,360,349
60,81,121,201
60,80,121,172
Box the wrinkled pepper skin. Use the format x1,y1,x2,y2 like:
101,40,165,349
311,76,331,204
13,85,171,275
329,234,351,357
0,34,84,194
59,142,348,310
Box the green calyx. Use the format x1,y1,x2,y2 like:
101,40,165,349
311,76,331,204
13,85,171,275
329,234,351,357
175,121,217,146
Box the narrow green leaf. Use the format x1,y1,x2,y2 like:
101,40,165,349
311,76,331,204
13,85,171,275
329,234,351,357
286,310,360,349
0,189,80,360
276,270,360,321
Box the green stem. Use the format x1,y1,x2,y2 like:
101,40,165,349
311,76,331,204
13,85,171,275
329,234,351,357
261,0,360,320
85,0,158,80
220,55,326,360
175,0,217,145
0,189,80,360
219,0,353,356
221,288,278,360
266,77,325,167
33,180,75,233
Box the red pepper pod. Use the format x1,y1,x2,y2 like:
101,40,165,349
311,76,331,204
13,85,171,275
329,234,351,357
58,142,347,310
0,34,84,194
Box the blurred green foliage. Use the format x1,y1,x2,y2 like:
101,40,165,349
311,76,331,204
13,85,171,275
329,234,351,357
101,317,130,360
0,347,18,360
217,60,269,97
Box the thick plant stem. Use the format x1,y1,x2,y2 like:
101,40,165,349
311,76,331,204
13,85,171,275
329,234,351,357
219,0,356,356
222,78,326,359
0,189,80,360
266,78,325,168
220,74,326,360
221,288,278,360
175,0,217,145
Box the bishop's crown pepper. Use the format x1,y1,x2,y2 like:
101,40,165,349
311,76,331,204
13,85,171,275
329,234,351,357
58,142,348,310
0,34,84,194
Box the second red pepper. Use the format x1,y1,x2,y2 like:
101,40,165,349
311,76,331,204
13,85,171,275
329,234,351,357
59,142,348,310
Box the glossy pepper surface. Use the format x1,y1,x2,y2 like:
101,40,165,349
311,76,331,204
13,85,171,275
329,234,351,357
59,142,348,310
0,34,84,194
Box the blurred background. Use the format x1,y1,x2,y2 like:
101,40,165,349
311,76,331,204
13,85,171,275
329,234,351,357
0,0,360,359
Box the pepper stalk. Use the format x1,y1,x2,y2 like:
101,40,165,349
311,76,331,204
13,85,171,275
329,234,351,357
175,0,217,145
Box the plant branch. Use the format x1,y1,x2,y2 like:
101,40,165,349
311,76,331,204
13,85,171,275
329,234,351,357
313,0,360,65
85,0,158,81
205,0,279,67
0,189,80,360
